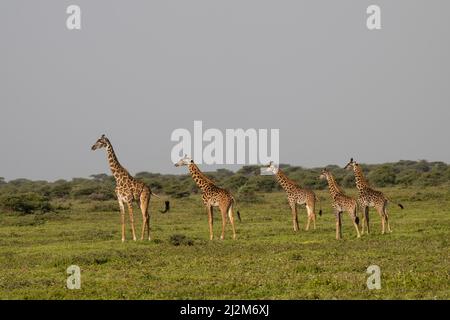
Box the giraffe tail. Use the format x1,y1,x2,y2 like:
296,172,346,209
231,196,242,222
386,197,404,210
315,194,323,216
160,200,170,213
151,192,171,213
151,192,161,199
354,202,361,225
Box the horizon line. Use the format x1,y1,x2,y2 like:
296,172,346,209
1,158,448,183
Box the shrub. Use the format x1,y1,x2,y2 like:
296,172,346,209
236,185,263,203
222,174,248,191
396,169,421,186
0,193,53,214
169,234,194,246
251,176,277,192
367,165,396,187
416,169,446,187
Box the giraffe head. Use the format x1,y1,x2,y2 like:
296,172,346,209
319,168,330,180
91,134,109,151
264,161,279,174
344,158,357,171
174,154,193,167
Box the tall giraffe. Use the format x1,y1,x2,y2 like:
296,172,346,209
344,158,403,235
91,134,162,242
265,162,322,232
319,168,360,239
174,155,238,240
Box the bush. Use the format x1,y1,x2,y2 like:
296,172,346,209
169,234,194,246
50,182,72,198
416,169,446,187
1,193,53,214
368,165,396,187
251,176,277,192
0,161,448,202
236,185,263,203
396,169,421,186
165,183,191,198
222,174,248,191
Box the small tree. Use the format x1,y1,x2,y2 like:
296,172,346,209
367,165,396,187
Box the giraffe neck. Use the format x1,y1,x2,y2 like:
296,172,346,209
353,164,369,191
188,163,215,192
275,169,296,192
105,142,130,182
325,173,342,198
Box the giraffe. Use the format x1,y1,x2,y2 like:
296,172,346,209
344,158,403,235
174,155,238,240
265,162,322,232
91,134,163,242
319,168,360,239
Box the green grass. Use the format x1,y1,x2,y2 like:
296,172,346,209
0,187,449,299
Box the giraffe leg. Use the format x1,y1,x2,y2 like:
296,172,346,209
140,216,146,241
385,211,391,233
338,211,343,239
305,211,311,231
118,198,126,242
360,205,365,235
351,208,361,238
146,207,151,240
311,213,316,230
207,206,214,240
313,213,316,230
384,201,392,233
376,205,385,234
335,210,341,240
139,191,150,240
305,205,315,231
364,206,370,235
126,201,137,241
227,205,236,240
219,206,227,240
290,203,298,232
310,204,317,230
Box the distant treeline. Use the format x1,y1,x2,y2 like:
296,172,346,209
0,160,449,214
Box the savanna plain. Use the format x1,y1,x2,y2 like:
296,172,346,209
0,187,448,299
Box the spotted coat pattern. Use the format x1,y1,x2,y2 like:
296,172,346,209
320,169,360,239
187,161,237,240
345,159,403,234
274,167,320,232
92,135,151,242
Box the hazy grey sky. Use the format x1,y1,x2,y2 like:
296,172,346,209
1,1,449,181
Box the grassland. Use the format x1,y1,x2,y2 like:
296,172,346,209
0,187,449,299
